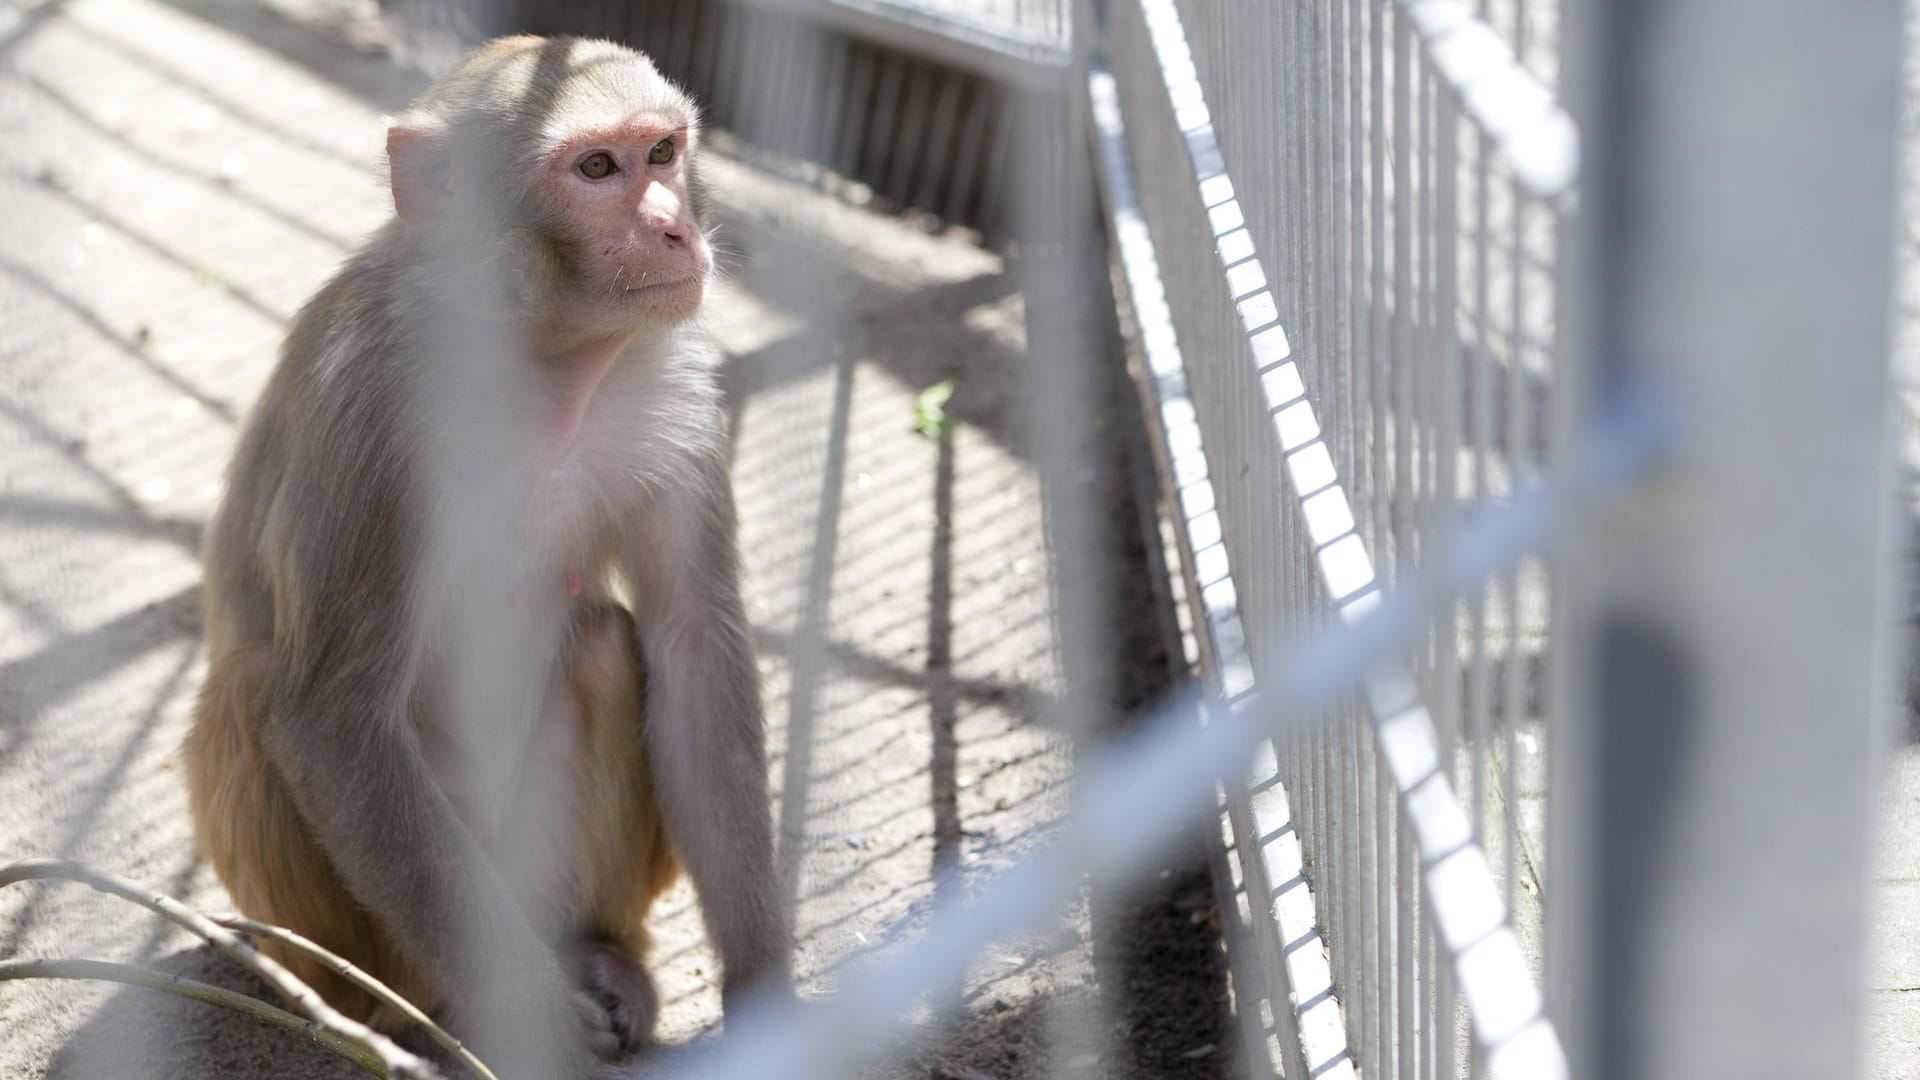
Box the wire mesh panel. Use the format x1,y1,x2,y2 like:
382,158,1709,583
1095,0,1579,1076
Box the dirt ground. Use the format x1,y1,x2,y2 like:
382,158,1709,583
0,0,1231,1076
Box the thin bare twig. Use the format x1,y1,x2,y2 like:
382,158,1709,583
0,957,384,1075
214,913,499,1080
0,858,441,1080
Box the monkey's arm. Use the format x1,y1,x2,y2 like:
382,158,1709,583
625,455,790,1011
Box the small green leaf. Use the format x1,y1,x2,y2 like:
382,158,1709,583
913,379,957,438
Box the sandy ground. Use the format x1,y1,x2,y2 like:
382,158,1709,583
0,0,1230,1076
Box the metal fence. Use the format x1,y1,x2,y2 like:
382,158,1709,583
1093,0,1575,1073
1086,1,1905,1079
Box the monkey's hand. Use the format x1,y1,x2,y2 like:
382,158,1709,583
573,938,660,1060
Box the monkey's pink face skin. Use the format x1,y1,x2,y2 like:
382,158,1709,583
548,113,710,317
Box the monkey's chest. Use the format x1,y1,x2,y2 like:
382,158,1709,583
483,361,715,608
535,405,703,542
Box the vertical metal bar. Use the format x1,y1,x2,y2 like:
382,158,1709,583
667,0,699,83
1309,0,1335,944
1542,195,1579,1047
1560,0,1904,1076
1376,715,1396,1079
815,36,852,178
1412,43,1435,1080
1282,0,1316,865
863,53,906,190
1511,0,1528,78
1348,0,1370,1058
796,24,824,159
714,3,747,126
837,45,875,177
1323,0,1345,922
1423,876,1440,1080
883,65,934,203
1302,0,1328,970
974,78,1019,237
1321,0,1344,482
913,72,966,213
1468,123,1493,848
1390,0,1413,595
1405,721,1424,1080
1369,0,1392,1063
761,14,799,152
943,82,992,226
1411,36,1431,585
1271,0,1297,731
757,11,788,141
1325,0,1352,1025
1413,33,1428,687
1432,56,1452,1080
695,0,730,121
1274,0,1305,841
1432,52,1461,1080
1340,692,1362,1060
1390,9,1415,1076
1234,758,1310,1080
1338,3,1366,1051
1269,0,1301,836
1369,0,1389,579
1500,188,1526,913
1348,0,1366,536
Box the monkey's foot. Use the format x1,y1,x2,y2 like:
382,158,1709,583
575,938,660,1060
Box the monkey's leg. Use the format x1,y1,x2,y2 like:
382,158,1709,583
185,643,432,1026
504,603,679,1057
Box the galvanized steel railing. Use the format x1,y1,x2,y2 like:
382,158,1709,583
1089,0,1902,1078
1093,0,1575,1074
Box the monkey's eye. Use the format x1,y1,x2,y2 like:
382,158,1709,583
647,139,676,166
577,151,618,180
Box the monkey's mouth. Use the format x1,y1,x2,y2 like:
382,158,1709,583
621,275,701,296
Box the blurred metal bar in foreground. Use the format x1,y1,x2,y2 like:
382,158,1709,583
1559,2,1907,1078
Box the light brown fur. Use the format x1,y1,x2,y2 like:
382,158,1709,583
186,606,677,1036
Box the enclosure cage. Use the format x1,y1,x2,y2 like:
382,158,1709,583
0,0,1908,1078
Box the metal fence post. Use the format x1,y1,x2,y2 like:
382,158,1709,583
1560,2,1908,1077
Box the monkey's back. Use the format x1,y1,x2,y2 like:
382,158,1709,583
185,230,441,1022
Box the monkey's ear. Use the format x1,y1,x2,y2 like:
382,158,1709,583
387,118,451,223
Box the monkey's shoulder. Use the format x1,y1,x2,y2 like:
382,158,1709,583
269,247,416,408
222,262,418,567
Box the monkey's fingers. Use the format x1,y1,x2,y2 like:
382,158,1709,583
574,986,627,1062
576,941,659,1060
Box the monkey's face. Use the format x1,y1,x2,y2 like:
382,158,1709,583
540,112,711,325
388,39,714,336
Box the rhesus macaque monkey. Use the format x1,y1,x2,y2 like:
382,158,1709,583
184,35,787,1073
